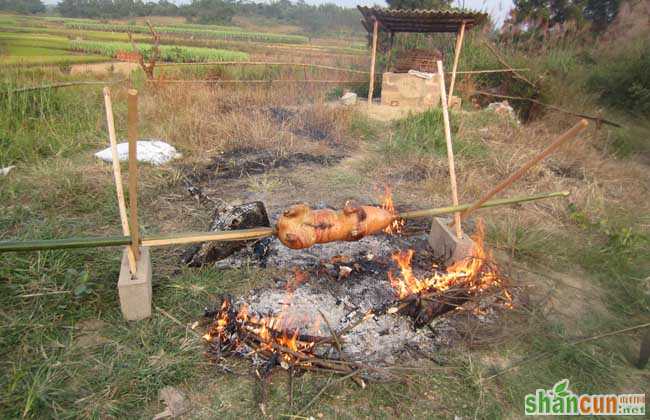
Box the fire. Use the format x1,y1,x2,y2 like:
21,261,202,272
204,269,321,364
381,186,405,234
388,220,513,308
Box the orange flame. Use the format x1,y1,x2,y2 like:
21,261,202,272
388,220,513,307
381,186,405,235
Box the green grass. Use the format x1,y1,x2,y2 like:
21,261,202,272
69,39,248,63
380,109,489,160
0,74,108,166
0,32,106,66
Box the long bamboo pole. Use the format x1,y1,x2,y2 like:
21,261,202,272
367,18,379,106
127,89,140,262
0,192,569,253
398,190,569,219
103,87,137,274
453,119,589,226
448,21,466,106
437,61,463,240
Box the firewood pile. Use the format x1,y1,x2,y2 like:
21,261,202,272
393,48,444,73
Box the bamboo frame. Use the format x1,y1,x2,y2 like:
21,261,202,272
436,61,463,240
0,192,570,253
448,21,466,106
127,89,140,262
156,61,369,75
367,18,379,106
144,79,366,85
103,87,137,274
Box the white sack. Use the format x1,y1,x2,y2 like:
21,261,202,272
95,139,180,166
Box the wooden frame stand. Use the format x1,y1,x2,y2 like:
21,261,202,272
104,87,152,320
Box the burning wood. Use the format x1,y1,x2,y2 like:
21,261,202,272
386,221,513,326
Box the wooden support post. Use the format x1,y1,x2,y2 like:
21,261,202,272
127,89,140,262
448,21,466,107
367,18,379,106
103,87,137,275
436,61,463,240
386,31,394,72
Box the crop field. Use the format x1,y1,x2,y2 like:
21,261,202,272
69,39,249,62
62,22,309,44
0,33,106,66
1,8,648,420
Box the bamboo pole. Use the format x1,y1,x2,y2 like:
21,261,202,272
0,192,569,253
453,119,589,226
156,61,369,75
145,79,366,85
397,190,569,219
127,89,140,262
140,228,274,247
367,18,379,106
103,87,137,274
437,61,463,240
448,21,466,106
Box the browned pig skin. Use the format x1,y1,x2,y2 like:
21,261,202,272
275,202,395,249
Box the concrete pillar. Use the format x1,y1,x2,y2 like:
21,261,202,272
117,246,152,320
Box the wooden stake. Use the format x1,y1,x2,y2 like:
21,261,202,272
448,21,466,107
453,119,589,225
127,89,140,261
436,61,463,240
367,18,379,106
103,87,137,274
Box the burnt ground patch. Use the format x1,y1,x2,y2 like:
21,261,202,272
267,106,344,144
186,148,343,183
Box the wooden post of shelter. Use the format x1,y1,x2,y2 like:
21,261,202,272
448,21,466,107
127,89,140,264
367,18,379,106
386,31,395,72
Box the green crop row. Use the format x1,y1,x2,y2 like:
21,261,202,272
68,39,249,62
63,22,308,44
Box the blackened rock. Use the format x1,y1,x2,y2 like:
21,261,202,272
182,201,271,267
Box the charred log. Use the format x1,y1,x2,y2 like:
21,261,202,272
398,287,472,328
182,201,270,267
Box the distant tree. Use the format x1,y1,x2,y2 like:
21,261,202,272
0,0,46,14
583,0,620,30
181,0,236,25
386,0,452,9
508,0,619,32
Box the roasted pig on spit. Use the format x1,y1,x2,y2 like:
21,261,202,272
275,203,394,249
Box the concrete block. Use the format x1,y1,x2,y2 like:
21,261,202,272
380,72,440,109
428,217,475,266
118,246,152,321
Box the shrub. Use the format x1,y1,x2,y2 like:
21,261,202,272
587,39,650,116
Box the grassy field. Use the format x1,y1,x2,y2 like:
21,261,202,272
1,12,648,420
